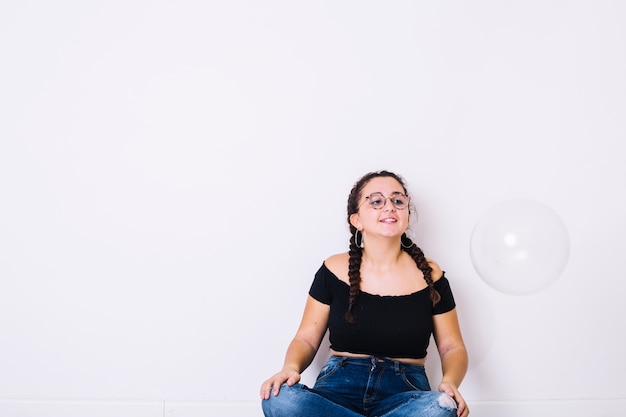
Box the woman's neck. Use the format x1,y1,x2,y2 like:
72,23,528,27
361,239,404,270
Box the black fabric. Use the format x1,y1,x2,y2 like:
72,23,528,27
308,262,456,359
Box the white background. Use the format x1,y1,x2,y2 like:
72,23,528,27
1,1,625,416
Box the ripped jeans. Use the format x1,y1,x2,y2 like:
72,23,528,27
262,356,457,417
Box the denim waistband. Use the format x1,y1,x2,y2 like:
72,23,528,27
328,355,425,371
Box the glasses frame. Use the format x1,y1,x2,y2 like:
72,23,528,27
359,192,410,210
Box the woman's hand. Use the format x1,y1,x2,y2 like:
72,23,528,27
259,368,301,400
438,381,469,417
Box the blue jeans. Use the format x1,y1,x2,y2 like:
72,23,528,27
262,356,457,417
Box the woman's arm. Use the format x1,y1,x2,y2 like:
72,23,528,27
429,259,469,416
260,295,330,399
433,308,469,417
433,308,468,386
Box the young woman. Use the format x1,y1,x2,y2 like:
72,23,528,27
260,170,469,417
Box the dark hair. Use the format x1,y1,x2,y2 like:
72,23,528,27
345,170,441,323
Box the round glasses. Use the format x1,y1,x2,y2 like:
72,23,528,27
361,192,410,210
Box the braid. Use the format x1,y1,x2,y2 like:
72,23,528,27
345,230,363,324
401,233,441,306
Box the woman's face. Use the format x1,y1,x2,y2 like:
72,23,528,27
350,176,410,239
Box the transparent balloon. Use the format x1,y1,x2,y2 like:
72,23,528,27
470,199,570,295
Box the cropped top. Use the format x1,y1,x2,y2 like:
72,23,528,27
309,262,456,359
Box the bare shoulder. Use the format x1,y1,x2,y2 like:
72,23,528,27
426,258,444,282
324,252,350,283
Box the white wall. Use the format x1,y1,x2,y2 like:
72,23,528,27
1,1,624,416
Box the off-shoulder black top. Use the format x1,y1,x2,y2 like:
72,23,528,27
308,262,456,359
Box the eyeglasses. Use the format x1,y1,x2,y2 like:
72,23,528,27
360,192,410,210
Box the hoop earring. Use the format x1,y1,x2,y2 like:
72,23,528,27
354,229,364,249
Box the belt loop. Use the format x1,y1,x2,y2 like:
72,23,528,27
394,360,400,374
340,357,347,368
